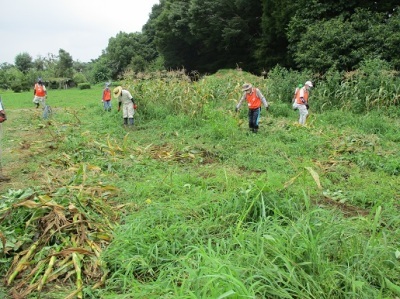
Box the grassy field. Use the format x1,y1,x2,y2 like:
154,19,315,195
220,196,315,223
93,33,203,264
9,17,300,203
0,70,399,298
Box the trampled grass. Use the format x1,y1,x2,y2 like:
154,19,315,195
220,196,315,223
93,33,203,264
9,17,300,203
0,70,399,298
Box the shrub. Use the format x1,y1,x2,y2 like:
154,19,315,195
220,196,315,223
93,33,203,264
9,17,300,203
73,73,88,85
78,83,91,90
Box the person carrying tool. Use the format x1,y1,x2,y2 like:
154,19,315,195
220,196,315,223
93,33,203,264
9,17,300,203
293,81,313,125
113,86,136,126
0,96,10,182
235,83,269,133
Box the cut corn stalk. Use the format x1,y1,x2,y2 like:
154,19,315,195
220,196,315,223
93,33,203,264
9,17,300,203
13,259,46,293
64,286,84,299
27,260,46,285
37,255,57,293
72,252,83,299
47,260,74,283
7,240,39,286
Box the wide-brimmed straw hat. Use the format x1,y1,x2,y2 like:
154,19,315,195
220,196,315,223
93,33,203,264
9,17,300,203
113,86,122,98
242,83,252,91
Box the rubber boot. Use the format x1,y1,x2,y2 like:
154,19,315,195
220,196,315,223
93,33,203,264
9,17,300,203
123,118,128,126
129,118,134,126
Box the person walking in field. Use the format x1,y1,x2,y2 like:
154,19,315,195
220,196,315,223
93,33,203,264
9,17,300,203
113,86,136,126
33,78,47,108
293,81,313,126
235,83,269,133
102,83,112,111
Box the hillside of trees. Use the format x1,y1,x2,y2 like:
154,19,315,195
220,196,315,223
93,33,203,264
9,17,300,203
1,0,399,91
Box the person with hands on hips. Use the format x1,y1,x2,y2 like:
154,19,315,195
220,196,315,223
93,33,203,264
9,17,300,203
113,86,136,126
235,83,269,133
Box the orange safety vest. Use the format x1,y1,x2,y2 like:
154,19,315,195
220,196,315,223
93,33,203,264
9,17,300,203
295,87,309,105
246,88,262,109
103,89,111,101
35,83,46,97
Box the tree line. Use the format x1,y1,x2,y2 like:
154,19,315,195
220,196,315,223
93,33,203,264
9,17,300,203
1,0,399,91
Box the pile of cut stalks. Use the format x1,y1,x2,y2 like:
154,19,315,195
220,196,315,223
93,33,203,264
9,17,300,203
1,172,122,299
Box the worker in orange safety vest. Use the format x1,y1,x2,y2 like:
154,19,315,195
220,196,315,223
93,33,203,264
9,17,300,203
102,83,112,111
33,78,47,108
235,83,269,133
292,81,313,125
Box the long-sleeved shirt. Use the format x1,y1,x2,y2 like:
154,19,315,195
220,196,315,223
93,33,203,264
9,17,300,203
236,88,268,110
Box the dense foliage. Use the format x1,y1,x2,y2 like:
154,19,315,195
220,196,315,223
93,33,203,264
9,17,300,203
146,0,399,73
1,1,399,88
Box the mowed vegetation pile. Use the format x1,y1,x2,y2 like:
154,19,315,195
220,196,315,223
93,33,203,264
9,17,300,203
0,68,399,298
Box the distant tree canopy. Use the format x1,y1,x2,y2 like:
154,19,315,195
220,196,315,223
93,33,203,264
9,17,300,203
0,49,89,91
3,0,399,85
15,53,33,74
105,32,158,78
142,0,399,74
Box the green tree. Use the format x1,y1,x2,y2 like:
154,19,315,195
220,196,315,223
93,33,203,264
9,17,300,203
5,67,30,92
153,0,194,70
256,0,301,70
88,55,112,83
130,56,148,72
189,0,263,72
33,56,46,71
152,0,263,73
15,52,33,74
106,32,158,79
287,0,400,72
290,8,400,72
0,63,14,89
142,1,163,69
56,49,74,78
379,10,400,69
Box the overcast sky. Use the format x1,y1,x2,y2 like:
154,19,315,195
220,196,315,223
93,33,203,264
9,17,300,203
0,0,159,64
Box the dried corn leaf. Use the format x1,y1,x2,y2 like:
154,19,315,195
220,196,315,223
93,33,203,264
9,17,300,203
305,166,323,190
283,172,302,189
53,247,94,257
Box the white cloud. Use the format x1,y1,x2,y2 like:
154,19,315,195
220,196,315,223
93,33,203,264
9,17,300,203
0,0,159,64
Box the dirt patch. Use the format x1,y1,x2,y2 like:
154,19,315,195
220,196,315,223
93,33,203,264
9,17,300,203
146,143,220,164
0,112,58,193
314,196,370,217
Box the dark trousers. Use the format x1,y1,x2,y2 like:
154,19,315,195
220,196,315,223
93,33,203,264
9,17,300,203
248,107,261,131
